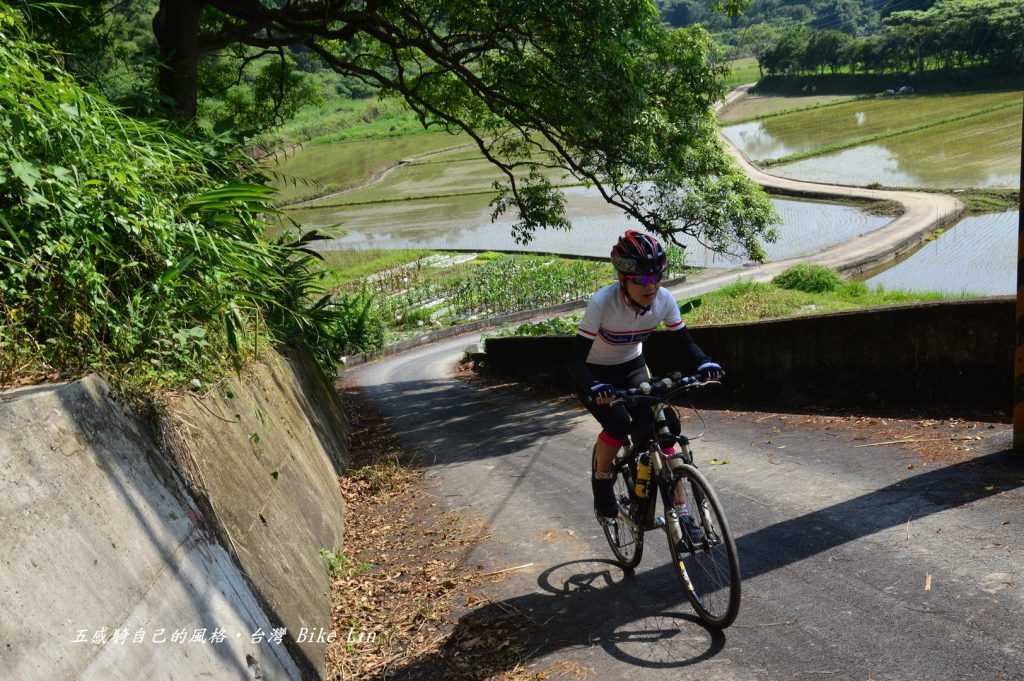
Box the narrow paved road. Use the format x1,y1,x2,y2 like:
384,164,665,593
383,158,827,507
349,335,1024,680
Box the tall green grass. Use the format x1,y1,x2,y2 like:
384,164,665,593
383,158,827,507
0,8,381,389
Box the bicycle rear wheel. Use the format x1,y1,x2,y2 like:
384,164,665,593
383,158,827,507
668,464,741,628
601,457,644,568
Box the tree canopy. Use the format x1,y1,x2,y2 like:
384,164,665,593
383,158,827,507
756,0,1023,75
34,0,777,259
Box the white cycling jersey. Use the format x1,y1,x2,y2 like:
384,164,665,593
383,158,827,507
577,283,684,365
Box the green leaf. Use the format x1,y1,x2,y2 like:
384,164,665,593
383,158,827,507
49,165,72,182
11,160,40,189
708,458,729,466
159,255,197,285
679,298,703,316
0,213,26,256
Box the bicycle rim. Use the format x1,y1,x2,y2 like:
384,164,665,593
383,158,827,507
670,465,741,628
602,461,644,568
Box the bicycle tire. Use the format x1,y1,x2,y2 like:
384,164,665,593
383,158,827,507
601,456,644,568
667,464,741,628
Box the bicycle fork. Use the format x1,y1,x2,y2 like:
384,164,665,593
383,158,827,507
647,449,684,545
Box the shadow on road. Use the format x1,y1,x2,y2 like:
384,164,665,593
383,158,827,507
358,377,582,465
376,559,726,681
371,442,1023,679
736,447,1024,582
356,372,1024,678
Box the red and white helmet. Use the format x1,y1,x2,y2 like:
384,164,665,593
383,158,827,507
610,230,667,276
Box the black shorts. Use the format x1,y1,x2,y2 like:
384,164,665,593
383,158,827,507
576,356,678,445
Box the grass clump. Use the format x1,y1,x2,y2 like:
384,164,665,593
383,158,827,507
772,264,845,293
319,547,373,578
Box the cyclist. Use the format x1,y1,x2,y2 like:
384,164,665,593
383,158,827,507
572,230,723,543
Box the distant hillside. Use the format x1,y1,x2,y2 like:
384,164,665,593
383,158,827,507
657,0,900,35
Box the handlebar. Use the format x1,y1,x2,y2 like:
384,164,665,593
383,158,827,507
594,372,718,407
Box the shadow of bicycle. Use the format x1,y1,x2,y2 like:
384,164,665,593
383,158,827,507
376,559,726,680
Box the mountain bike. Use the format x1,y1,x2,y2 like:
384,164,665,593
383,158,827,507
595,372,741,629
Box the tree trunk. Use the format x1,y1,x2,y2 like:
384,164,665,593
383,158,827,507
153,0,203,119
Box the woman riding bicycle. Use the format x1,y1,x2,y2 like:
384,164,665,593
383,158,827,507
573,230,723,542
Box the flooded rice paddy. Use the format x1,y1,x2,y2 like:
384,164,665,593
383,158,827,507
293,185,891,266
769,103,1022,189
722,91,1021,163
269,132,473,204
866,211,1019,296
718,94,856,124
334,156,570,204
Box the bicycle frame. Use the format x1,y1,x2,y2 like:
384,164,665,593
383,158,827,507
622,418,694,530
611,377,706,539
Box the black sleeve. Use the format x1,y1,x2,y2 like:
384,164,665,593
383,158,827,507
675,327,711,372
571,334,598,390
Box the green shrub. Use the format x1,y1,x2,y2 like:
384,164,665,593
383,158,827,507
840,280,869,297
510,315,580,336
772,264,844,293
319,547,372,578
0,10,379,388
666,244,687,277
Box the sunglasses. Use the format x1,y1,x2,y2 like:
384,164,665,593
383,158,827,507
625,273,663,286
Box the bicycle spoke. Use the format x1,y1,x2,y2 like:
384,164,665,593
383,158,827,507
601,460,644,568
670,467,741,628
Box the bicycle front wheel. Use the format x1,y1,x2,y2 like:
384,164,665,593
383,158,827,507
601,457,644,569
668,464,741,628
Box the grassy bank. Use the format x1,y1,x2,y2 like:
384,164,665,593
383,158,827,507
722,57,761,89
955,189,1020,215
493,265,971,339
0,10,386,391
679,279,959,326
262,95,426,148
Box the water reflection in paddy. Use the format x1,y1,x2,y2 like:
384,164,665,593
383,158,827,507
297,186,890,265
867,211,1019,296
726,99,1022,189
720,121,804,161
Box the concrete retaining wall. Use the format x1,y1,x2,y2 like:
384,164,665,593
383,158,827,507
480,298,1014,412
164,349,348,678
0,348,349,680
0,376,303,680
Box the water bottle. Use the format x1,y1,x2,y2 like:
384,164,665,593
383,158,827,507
635,453,651,498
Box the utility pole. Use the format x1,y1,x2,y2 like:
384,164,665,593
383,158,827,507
1015,96,1024,450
